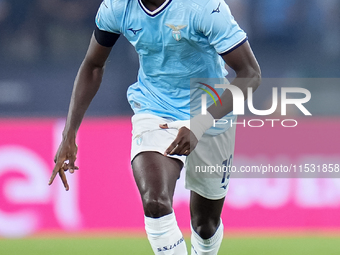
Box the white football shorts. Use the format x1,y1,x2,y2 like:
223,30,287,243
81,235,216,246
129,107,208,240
131,113,236,200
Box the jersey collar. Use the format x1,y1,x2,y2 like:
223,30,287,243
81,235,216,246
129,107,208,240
138,0,172,17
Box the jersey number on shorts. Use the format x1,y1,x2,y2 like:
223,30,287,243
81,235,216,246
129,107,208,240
221,154,233,189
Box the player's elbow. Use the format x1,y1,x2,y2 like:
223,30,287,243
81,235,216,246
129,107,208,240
242,64,261,92
83,56,106,70
81,57,106,79
251,65,261,91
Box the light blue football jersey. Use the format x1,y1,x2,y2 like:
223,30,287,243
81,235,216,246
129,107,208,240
96,0,247,134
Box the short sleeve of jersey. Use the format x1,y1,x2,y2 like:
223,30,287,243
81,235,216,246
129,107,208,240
95,0,121,34
197,0,247,55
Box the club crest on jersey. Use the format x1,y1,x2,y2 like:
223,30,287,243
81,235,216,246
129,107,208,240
165,24,187,41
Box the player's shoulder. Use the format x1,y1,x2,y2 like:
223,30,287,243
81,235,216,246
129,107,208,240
101,0,131,13
185,0,229,15
106,0,131,8
99,0,131,23
187,0,227,8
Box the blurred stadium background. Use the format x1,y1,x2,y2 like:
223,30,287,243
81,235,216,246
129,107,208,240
0,0,339,254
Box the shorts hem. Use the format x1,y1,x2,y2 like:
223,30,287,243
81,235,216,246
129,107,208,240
185,184,228,200
131,148,186,165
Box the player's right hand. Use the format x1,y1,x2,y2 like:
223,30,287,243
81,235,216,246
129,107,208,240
49,138,79,191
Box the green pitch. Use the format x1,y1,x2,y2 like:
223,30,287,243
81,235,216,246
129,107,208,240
0,235,340,255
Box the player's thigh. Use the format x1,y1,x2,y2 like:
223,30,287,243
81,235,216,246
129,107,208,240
132,151,183,203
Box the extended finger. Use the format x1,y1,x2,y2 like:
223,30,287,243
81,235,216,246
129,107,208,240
59,169,69,191
178,146,190,156
169,144,179,155
49,161,63,185
168,140,187,155
164,139,179,156
170,142,188,155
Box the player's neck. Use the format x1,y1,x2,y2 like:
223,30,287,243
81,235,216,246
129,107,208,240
141,0,167,12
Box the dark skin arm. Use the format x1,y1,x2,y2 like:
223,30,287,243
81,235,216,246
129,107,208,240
49,34,113,190
209,41,261,119
162,41,261,156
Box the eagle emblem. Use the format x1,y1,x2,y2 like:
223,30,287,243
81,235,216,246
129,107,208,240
165,24,187,41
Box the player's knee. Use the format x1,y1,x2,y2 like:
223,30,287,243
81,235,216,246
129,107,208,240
143,196,172,218
191,217,220,239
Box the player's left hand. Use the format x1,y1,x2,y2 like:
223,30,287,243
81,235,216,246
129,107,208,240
160,121,198,156
49,138,79,191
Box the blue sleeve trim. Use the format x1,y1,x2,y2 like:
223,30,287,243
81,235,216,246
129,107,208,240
219,36,248,56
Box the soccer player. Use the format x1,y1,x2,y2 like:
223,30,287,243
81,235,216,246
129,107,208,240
49,0,261,254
